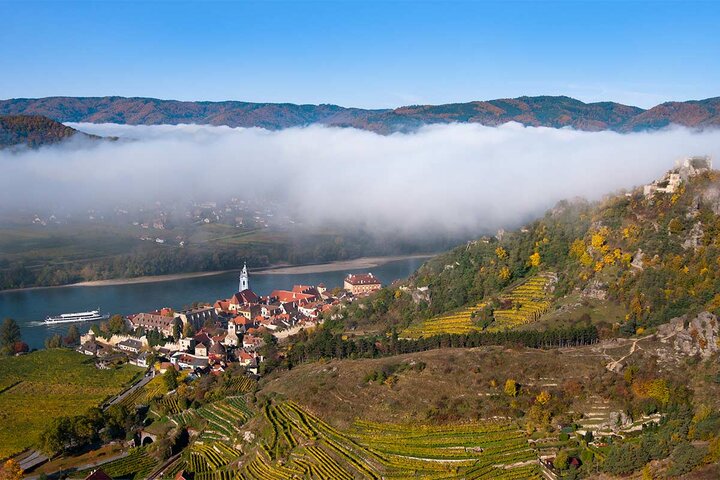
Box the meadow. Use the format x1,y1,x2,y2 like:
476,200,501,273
0,349,142,458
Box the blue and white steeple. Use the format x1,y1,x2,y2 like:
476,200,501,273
239,262,250,292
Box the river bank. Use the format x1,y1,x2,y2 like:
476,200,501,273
254,254,433,275
2,254,434,292
2,257,429,350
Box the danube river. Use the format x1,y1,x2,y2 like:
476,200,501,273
0,257,427,349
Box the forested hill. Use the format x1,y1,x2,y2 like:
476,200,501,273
339,161,720,338
0,114,104,149
1,95,720,133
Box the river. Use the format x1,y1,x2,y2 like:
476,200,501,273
0,257,427,349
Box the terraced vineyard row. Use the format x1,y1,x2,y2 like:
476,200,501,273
490,274,554,330
236,401,541,479
77,447,158,480
196,396,253,442
220,376,257,395
400,302,487,339
117,375,166,408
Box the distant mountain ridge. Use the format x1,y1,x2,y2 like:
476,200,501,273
1,95,720,133
0,115,104,149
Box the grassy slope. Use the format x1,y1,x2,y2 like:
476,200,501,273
260,346,607,428
0,349,142,458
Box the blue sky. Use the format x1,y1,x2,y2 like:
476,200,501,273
1,0,718,108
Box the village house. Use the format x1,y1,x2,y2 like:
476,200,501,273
129,351,150,368
208,342,227,363
195,343,208,357
230,315,256,334
270,289,316,304
344,272,382,295
243,333,265,351
237,348,259,366
128,310,176,337
224,323,240,347
235,304,263,321
170,352,209,370
117,338,144,354
261,303,283,318
175,306,217,331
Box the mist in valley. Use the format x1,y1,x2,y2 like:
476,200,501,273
2,122,720,238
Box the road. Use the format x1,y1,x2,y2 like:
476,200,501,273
106,371,154,407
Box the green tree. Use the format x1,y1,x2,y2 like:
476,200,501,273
182,321,195,338
554,450,569,470
65,324,80,345
108,315,127,335
172,319,182,341
44,333,63,349
0,318,21,355
164,367,179,391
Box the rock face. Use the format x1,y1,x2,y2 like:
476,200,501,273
681,222,704,251
701,186,720,215
630,250,645,270
658,311,719,359
582,280,608,300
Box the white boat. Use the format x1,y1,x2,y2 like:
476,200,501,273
44,309,109,325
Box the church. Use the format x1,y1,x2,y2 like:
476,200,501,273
225,263,259,311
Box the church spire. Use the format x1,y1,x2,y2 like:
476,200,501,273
239,262,249,292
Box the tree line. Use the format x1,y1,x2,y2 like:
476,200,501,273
281,325,599,370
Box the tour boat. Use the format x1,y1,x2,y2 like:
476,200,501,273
44,309,109,325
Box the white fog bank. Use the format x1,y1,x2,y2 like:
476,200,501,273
2,122,719,234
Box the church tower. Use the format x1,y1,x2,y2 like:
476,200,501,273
239,262,250,292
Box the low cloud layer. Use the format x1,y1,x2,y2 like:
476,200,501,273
2,122,719,235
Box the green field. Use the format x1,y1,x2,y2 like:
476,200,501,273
0,349,142,458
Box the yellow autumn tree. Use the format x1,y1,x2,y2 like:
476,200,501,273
499,266,511,280
569,239,586,258
0,460,22,480
495,246,507,259
504,379,519,397
529,252,541,267
535,390,551,405
632,378,670,405
591,233,605,249
580,252,593,267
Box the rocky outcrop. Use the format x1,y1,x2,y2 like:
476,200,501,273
658,311,719,359
630,249,645,270
582,280,608,300
701,186,720,215
681,222,704,251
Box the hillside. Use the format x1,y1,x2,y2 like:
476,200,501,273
2,95,720,133
0,114,102,148
247,160,720,479
335,157,720,340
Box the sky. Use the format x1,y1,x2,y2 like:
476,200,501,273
1,0,719,109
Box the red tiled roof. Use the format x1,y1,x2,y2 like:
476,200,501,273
230,289,259,305
345,273,381,286
85,469,113,480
